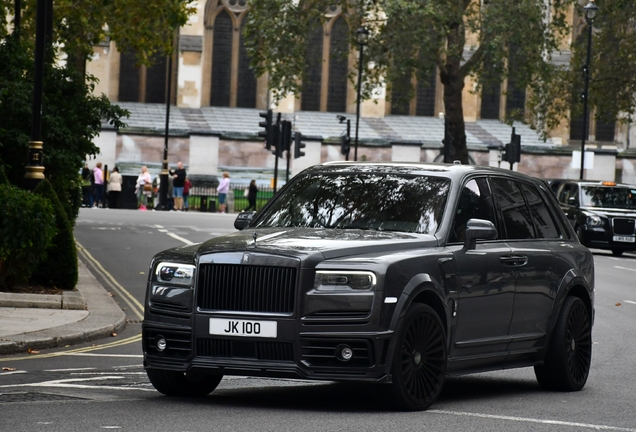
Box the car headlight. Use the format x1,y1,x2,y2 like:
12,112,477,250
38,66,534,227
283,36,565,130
585,214,603,227
314,271,376,292
155,262,195,286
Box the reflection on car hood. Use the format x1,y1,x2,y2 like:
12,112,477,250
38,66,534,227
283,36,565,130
195,227,438,260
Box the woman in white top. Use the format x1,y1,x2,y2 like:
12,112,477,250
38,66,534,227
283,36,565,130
217,171,230,213
107,167,123,209
135,166,152,210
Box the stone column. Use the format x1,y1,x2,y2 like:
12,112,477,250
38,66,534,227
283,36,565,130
189,133,219,176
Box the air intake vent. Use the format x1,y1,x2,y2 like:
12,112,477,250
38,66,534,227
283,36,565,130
613,218,635,235
197,264,296,314
197,338,294,362
300,338,373,368
149,299,190,315
144,329,192,360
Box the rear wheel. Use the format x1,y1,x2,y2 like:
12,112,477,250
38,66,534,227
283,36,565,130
390,303,447,410
612,250,623,257
535,296,591,391
147,369,223,397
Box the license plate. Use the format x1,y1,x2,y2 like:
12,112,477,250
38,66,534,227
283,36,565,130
613,235,635,243
209,318,277,338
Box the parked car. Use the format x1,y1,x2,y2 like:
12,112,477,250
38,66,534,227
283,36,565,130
143,162,595,411
555,180,636,256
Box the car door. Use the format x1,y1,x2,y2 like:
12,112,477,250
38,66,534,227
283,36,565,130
449,177,515,362
489,178,561,353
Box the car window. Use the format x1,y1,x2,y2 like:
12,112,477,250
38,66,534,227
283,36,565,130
490,177,536,240
449,178,497,243
558,183,578,205
521,183,560,239
253,172,451,234
581,186,636,209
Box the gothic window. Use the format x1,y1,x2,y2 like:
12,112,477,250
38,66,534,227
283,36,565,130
118,50,168,103
301,23,324,111
118,50,140,102
327,17,349,113
145,56,167,104
237,14,257,108
506,44,526,119
210,10,233,107
415,71,436,117
596,119,615,142
481,80,501,120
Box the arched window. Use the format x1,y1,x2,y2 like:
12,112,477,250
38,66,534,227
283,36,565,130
210,10,233,106
415,71,436,117
118,50,140,102
237,14,257,108
302,23,324,111
117,50,169,103
327,17,349,113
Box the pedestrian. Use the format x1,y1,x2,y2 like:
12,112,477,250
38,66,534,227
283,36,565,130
172,161,186,211
81,163,93,207
92,162,104,208
107,167,122,209
217,171,230,213
183,176,192,211
244,179,258,211
135,166,152,210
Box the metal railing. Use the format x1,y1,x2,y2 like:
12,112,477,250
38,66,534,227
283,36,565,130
188,182,275,213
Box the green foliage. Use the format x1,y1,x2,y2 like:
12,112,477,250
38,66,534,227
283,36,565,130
0,167,7,184
31,179,78,290
1,0,197,66
0,36,128,208
0,184,56,289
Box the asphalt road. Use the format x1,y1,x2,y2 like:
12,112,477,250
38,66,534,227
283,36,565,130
1,208,635,432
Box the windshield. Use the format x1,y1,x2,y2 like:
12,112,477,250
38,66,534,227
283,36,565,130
581,186,636,210
253,172,451,234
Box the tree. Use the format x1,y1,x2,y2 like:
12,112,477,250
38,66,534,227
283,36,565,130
244,0,578,163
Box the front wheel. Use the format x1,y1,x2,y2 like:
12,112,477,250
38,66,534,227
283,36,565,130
390,303,447,411
147,369,223,397
535,296,591,391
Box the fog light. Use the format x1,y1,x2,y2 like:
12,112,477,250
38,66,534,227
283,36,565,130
156,336,167,352
336,344,353,362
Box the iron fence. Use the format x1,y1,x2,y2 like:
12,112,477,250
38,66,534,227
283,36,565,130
188,181,275,213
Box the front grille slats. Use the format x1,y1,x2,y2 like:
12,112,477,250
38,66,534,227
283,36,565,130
613,218,636,235
197,338,294,362
197,264,296,314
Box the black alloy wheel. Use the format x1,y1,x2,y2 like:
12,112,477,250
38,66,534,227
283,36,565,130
147,369,223,397
535,296,592,391
390,303,447,410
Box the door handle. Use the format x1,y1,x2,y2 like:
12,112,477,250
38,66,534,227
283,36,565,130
500,255,528,267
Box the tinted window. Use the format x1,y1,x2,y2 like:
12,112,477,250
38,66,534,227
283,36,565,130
581,186,636,210
450,178,497,242
521,183,560,239
490,178,535,239
558,183,578,205
254,173,451,234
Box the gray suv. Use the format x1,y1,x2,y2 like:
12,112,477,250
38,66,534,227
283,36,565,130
143,162,594,411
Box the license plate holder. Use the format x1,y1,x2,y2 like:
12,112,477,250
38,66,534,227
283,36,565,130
209,318,277,338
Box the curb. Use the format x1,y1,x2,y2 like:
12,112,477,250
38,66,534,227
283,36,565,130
0,261,127,355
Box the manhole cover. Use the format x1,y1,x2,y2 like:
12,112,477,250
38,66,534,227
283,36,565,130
0,392,88,403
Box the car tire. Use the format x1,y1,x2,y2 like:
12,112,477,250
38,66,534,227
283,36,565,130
612,250,623,257
147,369,223,397
390,303,447,411
534,296,591,392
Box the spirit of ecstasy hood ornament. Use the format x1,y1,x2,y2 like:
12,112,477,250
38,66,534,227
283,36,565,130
252,231,258,247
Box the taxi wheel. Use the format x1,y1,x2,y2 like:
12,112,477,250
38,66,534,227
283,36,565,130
534,296,591,391
390,303,447,411
612,250,623,257
147,369,223,397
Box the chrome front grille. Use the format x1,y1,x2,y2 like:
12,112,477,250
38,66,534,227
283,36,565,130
613,218,635,235
197,264,296,314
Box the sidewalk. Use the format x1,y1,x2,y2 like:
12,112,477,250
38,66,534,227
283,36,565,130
0,260,127,355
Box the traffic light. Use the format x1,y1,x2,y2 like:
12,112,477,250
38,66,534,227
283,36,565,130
259,109,273,150
503,127,521,166
270,112,282,157
340,135,350,158
279,120,292,158
294,132,306,159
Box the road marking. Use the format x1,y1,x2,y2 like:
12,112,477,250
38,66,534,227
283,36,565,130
71,372,146,375
154,225,164,228
157,229,168,232
166,232,195,245
0,370,26,376
429,410,636,431
4,334,142,361
44,367,96,372
63,353,143,358
614,266,636,272
0,376,155,392
76,241,144,319
624,300,636,305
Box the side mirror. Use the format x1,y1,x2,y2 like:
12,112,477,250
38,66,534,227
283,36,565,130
234,211,256,230
568,196,577,206
464,218,497,250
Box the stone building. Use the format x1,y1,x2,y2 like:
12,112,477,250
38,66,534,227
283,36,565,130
86,0,636,184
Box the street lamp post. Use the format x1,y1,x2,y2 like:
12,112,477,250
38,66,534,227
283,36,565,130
579,0,599,180
159,50,174,210
354,26,369,162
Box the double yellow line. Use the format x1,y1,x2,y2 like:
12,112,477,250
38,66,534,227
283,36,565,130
6,334,142,361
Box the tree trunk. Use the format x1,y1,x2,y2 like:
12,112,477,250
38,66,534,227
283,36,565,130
440,27,469,164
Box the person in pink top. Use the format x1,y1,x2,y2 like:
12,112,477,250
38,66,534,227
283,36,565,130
217,171,230,213
92,162,104,208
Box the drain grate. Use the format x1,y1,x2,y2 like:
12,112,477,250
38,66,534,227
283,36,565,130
0,392,89,403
